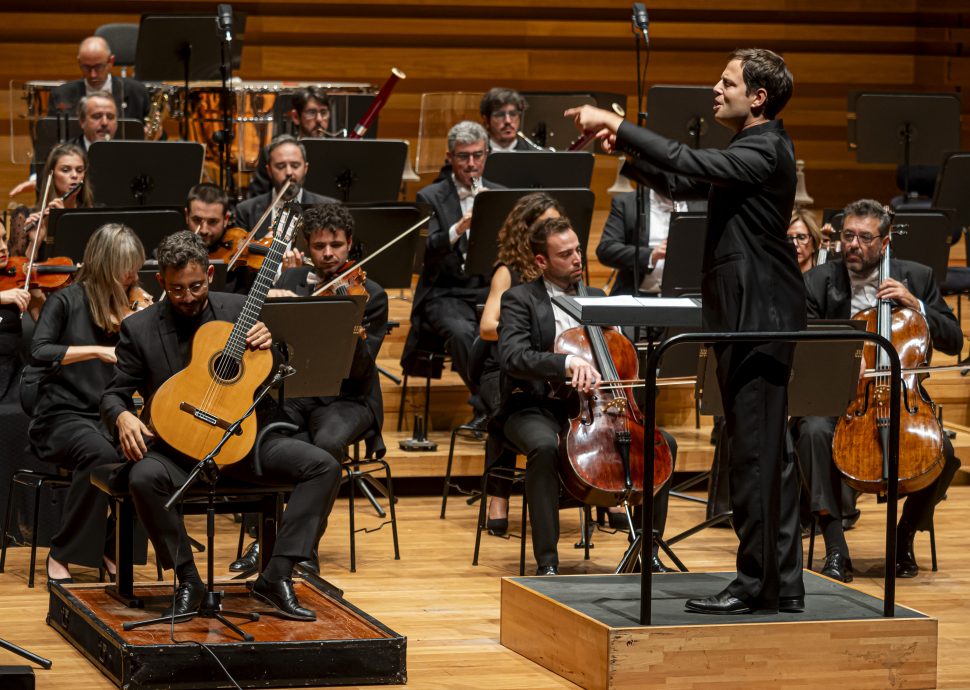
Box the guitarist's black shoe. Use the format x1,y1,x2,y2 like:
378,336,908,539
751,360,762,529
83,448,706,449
250,576,316,621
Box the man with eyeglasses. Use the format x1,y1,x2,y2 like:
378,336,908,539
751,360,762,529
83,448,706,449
480,88,531,152
247,87,334,198
402,120,505,432
48,36,150,122
794,198,963,583
102,230,341,622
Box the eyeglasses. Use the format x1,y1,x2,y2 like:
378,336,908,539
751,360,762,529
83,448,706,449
166,281,207,298
787,233,811,245
840,231,881,245
79,62,109,73
491,109,521,121
452,150,486,162
301,108,330,120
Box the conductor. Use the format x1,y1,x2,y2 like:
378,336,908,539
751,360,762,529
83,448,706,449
567,48,806,614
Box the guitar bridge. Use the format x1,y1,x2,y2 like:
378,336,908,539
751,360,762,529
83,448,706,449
179,402,241,434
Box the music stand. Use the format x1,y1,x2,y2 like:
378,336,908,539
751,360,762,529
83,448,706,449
483,151,594,189
933,152,970,236
297,202,426,291
49,206,185,259
660,212,706,297
851,92,961,196
646,85,733,150
519,93,596,149
464,189,596,278
87,141,205,206
302,139,407,202
137,260,229,300
30,118,144,171
829,210,953,285
272,92,380,140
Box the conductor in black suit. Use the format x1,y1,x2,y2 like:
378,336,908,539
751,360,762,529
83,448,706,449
796,198,963,583
402,121,504,428
497,216,604,575
47,36,150,121
101,231,341,622
568,48,806,614
234,135,337,240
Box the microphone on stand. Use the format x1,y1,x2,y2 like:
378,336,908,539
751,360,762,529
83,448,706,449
217,4,234,42
632,3,649,46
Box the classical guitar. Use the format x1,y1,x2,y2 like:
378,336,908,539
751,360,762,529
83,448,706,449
150,206,301,466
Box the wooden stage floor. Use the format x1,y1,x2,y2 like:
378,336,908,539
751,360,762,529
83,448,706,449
2,484,969,688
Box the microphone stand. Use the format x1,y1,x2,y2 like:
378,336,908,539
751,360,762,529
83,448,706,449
123,363,295,641
216,15,236,197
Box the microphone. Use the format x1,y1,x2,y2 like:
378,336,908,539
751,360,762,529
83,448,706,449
632,3,649,44
217,4,234,41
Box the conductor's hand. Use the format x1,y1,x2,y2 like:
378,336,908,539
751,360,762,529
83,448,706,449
877,278,920,311
281,248,305,271
566,356,601,394
564,105,624,139
117,410,154,462
246,321,272,350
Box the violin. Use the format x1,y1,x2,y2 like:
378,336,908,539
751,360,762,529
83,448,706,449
553,280,672,508
206,226,249,263
314,260,367,297
127,284,154,313
205,227,274,271
832,221,944,495
0,256,77,292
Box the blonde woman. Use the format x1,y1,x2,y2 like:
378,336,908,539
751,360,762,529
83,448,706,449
787,208,823,273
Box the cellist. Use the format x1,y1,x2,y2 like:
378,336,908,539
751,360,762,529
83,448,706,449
794,199,963,582
496,216,679,575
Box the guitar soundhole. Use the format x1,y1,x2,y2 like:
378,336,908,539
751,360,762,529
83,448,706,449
209,352,242,384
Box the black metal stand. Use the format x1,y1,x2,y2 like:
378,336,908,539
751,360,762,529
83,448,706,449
638,330,903,625
0,638,52,669
217,16,235,195
123,365,293,641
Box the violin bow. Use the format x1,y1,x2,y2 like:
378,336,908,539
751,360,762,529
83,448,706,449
226,179,293,267
23,171,55,289
310,214,431,297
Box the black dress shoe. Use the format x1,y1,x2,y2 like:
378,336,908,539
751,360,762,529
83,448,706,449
162,580,205,617
229,541,259,574
779,596,805,613
250,576,316,621
896,524,919,578
296,558,320,576
842,510,861,532
820,550,853,583
457,414,488,440
685,590,753,615
650,554,673,573
607,510,629,531
486,517,508,536
535,565,559,576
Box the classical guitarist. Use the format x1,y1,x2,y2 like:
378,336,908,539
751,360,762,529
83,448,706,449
101,231,341,621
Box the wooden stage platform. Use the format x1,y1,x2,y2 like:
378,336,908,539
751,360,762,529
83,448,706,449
502,571,937,689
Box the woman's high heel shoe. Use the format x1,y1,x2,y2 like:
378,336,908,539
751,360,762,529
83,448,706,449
46,554,74,587
486,517,509,537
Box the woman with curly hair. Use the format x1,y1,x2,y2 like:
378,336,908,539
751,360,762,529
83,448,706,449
478,192,566,535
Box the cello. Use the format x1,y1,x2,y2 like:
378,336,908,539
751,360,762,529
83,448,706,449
553,281,672,508
831,223,944,495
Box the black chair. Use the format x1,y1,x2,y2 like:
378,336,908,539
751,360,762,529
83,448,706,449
0,468,72,588
397,321,450,431
94,23,139,77
341,431,401,573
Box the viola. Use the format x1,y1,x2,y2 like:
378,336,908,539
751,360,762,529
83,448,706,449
0,256,77,292
553,280,672,508
832,222,944,495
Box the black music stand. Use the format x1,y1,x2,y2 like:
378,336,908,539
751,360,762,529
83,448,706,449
137,260,229,300
659,212,706,297
302,140,407,202
87,141,205,206
933,152,970,237
30,118,144,174
851,93,961,196
48,206,185,259
483,151,594,189
298,202,426,292
463,189,596,278
646,85,733,150
135,13,246,141
519,93,596,149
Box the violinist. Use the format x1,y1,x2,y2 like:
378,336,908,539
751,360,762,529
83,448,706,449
21,143,92,257
185,183,231,251
228,203,388,575
234,135,336,240
0,221,40,402
787,208,823,273
27,223,148,585
568,48,805,614
794,199,963,581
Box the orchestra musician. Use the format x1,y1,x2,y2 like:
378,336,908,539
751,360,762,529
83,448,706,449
72,93,118,152
0,221,40,402
28,224,147,584
101,231,341,620
567,48,806,614
229,203,389,575
185,183,232,252
234,134,336,239
595,189,703,296
794,198,963,581
47,36,150,122
402,121,504,432
787,208,823,273
247,87,334,199
23,143,93,258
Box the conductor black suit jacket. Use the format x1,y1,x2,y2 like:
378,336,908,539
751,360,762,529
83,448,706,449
234,189,337,240
48,77,151,121
596,190,707,296
804,258,963,357
616,119,806,333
